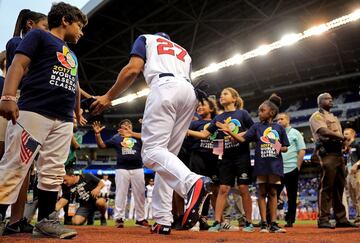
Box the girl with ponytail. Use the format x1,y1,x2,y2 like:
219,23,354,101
216,93,290,233
6,9,47,70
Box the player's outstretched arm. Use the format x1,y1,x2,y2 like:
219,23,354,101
187,129,211,139
90,56,145,115
92,121,107,148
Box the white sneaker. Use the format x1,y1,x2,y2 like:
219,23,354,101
189,222,200,232
220,222,240,232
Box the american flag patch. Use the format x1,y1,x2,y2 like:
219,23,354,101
20,129,40,164
212,139,224,160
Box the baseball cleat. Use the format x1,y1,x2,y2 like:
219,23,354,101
150,223,171,235
181,177,213,229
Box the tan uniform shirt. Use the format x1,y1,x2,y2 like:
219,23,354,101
309,109,342,142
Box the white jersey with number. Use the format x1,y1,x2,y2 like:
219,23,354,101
134,34,192,84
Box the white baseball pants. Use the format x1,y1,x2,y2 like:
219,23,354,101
141,76,201,225
113,168,145,221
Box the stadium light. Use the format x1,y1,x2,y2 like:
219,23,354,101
208,63,220,73
255,45,271,55
111,9,360,106
304,24,327,36
281,33,302,46
230,53,243,64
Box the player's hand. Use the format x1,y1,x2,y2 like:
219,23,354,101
76,109,87,126
91,188,101,198
118,126,133,137
90,95,112,115
0,101,19,125
216,121,230,134
92,121,105,134
350,164,358,174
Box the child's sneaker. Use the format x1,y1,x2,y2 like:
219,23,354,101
220,222,239,232
32,212,77,239
269,222,286,233
208,221,221,232
242,222,255,232
259,221,269,233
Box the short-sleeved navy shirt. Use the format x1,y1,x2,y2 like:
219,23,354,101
105,134,143,170
189,119,216,153
62,174,100,206
15,29,78,122
207,110,254,156
6,36,22,71
0,76,4,95
244,122,290,177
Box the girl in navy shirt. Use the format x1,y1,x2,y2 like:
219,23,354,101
188,98,218,230
217,94,289,233
188,87,254,232
6,9,48,71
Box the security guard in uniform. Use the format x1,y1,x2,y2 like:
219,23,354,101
309,93,358,229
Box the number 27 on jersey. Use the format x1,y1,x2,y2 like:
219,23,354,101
156,38,188,62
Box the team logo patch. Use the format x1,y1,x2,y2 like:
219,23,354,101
314,113,322,121
260,127,280,144
56,46,78,76
224,117,241,134
121,137,136,149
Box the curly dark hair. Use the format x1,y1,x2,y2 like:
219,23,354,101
263,93,282,118
48,2,88,30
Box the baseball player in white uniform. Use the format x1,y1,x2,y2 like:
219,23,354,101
145,179,154,219
91,32,212,234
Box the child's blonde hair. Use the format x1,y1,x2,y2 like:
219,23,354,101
221,87,244,109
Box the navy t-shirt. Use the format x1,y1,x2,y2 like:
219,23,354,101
105,134,143,170
0,76,4,95
244,122,290,177
207,110,254,156
6,36,22,71
16,29,78,122
189,119,216,153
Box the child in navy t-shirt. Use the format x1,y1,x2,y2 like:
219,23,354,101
217,94,289,233
0,3,87,239
188,87,255,232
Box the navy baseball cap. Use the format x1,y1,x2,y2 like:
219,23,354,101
155,32,171,40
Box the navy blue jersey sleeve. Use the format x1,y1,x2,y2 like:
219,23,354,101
279,126,290,147
243,123,257,142
130,35,146,61
15,29,43,59
104,135,117,148
189,120,197,130
5,37,22,70
242,110,254,129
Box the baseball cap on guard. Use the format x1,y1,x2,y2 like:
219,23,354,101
155,32,171,40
